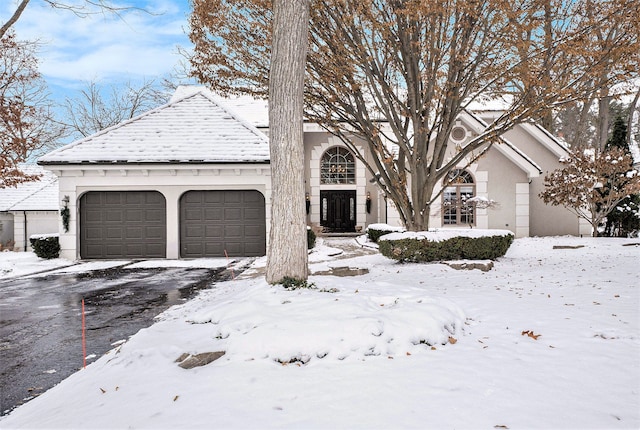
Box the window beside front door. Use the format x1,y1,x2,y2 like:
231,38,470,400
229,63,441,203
442,169,475,226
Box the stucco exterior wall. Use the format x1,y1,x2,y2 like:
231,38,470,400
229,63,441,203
0,213,15,248
9,211,59,251
47,164,271,260
478,148,530,236
500,126,583,236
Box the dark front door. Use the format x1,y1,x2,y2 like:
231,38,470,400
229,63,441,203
320,190,356,232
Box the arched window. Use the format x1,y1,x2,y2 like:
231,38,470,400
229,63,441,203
321,147,355,184
442,169,475,225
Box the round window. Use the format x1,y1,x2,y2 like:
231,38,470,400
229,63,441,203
451,126,467,142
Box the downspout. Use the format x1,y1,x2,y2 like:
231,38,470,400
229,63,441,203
23,211,27,252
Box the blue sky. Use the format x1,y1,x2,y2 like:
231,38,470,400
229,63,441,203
2,0,193,103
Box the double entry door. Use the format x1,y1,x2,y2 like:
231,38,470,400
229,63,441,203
320,190,356,232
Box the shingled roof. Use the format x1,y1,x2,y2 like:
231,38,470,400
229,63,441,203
39,87,270,165
0,165,59,212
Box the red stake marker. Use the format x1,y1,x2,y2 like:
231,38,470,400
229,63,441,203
82,299,86,369
224,249,235,280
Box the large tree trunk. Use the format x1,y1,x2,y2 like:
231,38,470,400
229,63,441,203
265,0,310,284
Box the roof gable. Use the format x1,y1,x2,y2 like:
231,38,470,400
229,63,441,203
458,110,542,177
0,166,59,211
39,90,270,165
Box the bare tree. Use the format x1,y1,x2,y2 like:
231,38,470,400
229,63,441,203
190,0,639,231
265,0,311,283
1,0,141,38
62,79,168,140
1,31,63,188
539,147,640,236
546,0,640,149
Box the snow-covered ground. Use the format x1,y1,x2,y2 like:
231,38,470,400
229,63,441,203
1,236,638,429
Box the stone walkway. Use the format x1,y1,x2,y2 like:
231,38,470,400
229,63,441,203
235,236,378,280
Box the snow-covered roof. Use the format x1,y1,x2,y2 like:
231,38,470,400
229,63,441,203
460,110,543,176
39,88,270,165
171,86,270,129
0,165,59,211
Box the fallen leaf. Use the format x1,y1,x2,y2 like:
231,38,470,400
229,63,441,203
448,336,457,344
100,388,106,394
173,395,179,402
406,352,411,356
431,346,437,350
494,426,509,429
521,330,541,340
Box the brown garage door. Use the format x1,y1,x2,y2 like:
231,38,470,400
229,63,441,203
80,191,166,259
180,190,266,258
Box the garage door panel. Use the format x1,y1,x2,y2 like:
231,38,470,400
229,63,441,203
85,210,102,222
243,192,263,204
244,208,263,220
105,193,123,205
80,191,166,259
225,225,243,238
145,226,165,239
105,227,124,240
244,225,263,237
126,227,143,239
180,190,265,258
105,210,123,222
204,208,223,221
224,208,242,220
205,242,224,254
125,244,142,256
185,225,203,238
205,225,223,238
204,193,224,204
224,193,242,204
124,210,142,222
146,209,165,222
184,208,202,222
223,242,242,255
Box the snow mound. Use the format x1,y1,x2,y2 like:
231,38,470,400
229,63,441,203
381,228,513,242
186,278,465,364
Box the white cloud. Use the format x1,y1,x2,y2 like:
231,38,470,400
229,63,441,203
4,0,191,85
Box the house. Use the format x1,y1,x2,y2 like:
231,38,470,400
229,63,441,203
0,165,60,251
39,86,588,261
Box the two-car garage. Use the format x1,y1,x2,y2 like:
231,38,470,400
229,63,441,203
79,190,266,259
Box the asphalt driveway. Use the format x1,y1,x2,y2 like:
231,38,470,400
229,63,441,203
0,262,236,416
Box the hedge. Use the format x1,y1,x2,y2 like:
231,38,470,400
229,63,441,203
307,227,316,249
379,232,513,263
366,223,406,243
29,235,60,259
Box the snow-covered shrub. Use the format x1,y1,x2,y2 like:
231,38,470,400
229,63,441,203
366,223,405,243
29,234,60,259
378,230,513,262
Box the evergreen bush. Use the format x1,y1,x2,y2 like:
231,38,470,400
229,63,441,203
366,224,405,243
379,233,513,263
29,235,60,259
307,227,316,249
